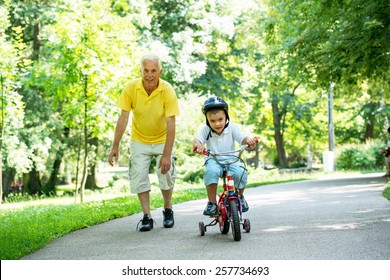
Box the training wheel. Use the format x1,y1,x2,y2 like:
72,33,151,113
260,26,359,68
199,221,205,236
243,218,251,233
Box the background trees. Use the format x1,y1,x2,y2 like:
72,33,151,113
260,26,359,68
1,0,389,200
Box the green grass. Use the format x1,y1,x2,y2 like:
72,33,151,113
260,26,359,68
383,181,390,200
0,169,387,260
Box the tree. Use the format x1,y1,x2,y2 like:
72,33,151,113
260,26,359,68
262,0,390,162
1,2,35,198
39,0,141,200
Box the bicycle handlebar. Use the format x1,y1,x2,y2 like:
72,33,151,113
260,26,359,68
194,139,258,166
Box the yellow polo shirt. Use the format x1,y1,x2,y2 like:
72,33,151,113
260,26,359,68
117,78,179,144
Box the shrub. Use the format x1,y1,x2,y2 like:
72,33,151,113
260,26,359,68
176,153,205,183
336,140,386,171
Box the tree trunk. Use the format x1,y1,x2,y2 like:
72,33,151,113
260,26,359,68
79,74,89,202
43,127,70,195
32,20,40,61
271,100,287,167
0,75,3,203
2,167,15,199
85,137,98,190
42,157,61,195
364,106,376,141
364,122,375,141
26,168,42,195
362,102,378,141
0,153,2,202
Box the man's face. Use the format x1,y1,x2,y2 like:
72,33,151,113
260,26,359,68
141,59,162,93
206,110,227,135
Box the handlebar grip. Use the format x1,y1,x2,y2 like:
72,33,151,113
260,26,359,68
246,138,259,149
193,147,209,156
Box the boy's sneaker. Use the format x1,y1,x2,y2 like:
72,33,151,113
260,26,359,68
137,214,154,231
241,195,249,212
203,202,218,216
163,208,174,228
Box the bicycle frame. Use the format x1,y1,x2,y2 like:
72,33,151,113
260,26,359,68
197,143,255,240
209,146,248,213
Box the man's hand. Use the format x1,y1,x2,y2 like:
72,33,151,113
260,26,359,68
158,155,171,175
108,147,118,166
108,110,129,167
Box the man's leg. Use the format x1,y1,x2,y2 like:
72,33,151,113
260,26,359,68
138,191,151,217
161,187,173,209
161,187,174,228
137,191,154,231
154,143,176,228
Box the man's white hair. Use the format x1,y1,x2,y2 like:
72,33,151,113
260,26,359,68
140,53,162,71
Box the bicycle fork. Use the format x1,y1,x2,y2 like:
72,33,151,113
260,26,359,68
224,168,243,220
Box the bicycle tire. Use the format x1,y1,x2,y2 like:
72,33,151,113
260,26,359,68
229,199,241,241
199,221,205,236
220,218,230,234
243,218,251,233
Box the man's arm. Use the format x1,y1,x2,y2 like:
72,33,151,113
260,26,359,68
108,110,130,166
159,116,176,174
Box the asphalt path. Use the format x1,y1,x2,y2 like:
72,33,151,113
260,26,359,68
22,173,390,260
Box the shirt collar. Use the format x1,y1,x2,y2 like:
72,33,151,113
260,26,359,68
136,78,163,95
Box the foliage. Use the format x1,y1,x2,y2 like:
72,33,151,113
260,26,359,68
384,182,390,200
336,140,385,170
1,0,389,199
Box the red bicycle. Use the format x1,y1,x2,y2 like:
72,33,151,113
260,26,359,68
196,143,255,241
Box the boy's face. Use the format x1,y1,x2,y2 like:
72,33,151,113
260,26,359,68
206,110,227,135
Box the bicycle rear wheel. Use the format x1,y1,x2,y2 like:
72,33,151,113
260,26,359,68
229,199,241,241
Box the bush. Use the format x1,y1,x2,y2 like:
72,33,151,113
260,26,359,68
176,153,205,183
336,140,386,171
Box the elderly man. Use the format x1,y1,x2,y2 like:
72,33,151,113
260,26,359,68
108,54,179,231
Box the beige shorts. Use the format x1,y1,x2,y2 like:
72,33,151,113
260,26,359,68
129,141,176,194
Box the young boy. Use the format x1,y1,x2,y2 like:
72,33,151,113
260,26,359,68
193,96,257,216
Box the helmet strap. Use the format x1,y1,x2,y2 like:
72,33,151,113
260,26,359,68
206,120,230,140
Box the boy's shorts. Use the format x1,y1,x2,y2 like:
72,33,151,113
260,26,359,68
204,158,247,189
129,141,176,194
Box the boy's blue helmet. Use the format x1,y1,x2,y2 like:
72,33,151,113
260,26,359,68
202,96,229,117
202,96,230,129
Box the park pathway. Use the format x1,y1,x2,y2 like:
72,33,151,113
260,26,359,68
22,173,390,260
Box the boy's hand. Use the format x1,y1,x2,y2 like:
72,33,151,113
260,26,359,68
193,143,206,154
244,137,258,148
193,139,207,154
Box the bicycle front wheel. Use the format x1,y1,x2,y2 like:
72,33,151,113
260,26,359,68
229,199,241,241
